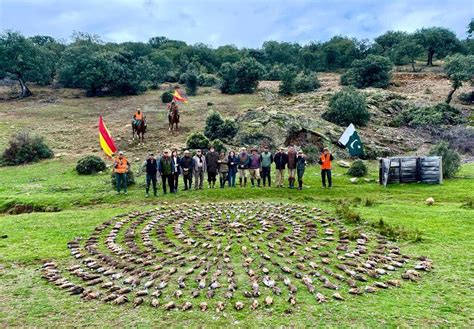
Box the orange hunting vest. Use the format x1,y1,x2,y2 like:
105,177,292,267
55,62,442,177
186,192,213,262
320,154,332,170
135,112,143,120
114,157,129,173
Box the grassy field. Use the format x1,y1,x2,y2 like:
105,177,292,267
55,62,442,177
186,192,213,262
1,159,473,327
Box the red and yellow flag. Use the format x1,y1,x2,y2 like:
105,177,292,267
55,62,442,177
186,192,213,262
98,116,117,157
173,89,188,103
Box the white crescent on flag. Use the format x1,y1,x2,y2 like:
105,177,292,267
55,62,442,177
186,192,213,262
338,123,355,146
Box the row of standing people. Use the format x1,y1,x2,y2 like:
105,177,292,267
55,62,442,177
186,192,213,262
114,146,334,196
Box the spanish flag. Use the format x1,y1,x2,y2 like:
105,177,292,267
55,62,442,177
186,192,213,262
173,89,188,103
98,116,117,157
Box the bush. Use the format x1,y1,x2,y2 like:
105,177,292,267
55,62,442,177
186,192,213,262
371,218,423,242
204,111,238,141
161,91,173,103
210,139,227,153
395,103,465,128
301,144,319,164
186,132,210,150
111,170,135,187
1,132,53,166
335,202,361,223
183,70,198,96
278,69,297,96
341,55,393,88
426,126,474,155
458,91,474,105
220,119,239,140
322,87,369,126
198,73,219,87
219,57,265,94
76,155,106,175
347,160,368,177
295,72,321,92
429,141,461,178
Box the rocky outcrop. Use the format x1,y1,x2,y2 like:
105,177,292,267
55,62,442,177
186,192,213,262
233,107,330,150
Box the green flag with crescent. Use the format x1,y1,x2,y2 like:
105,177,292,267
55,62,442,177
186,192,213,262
338,123,364,157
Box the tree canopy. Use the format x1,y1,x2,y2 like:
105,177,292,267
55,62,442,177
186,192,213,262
0,23,471,98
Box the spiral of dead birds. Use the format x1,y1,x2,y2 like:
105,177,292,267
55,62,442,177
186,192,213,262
41,202,432,312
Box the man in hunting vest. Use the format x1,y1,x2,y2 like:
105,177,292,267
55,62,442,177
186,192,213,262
319,147,334,188
158,149,175,194
133,108,144,128
113,151,130,195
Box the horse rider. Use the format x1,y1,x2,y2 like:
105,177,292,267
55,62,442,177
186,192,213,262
167,100,179,119
133,108,144,128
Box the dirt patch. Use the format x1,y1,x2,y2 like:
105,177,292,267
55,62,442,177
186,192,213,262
285,128,324,149
4,203,61,215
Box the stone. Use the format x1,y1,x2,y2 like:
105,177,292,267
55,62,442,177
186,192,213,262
350,177,359,184
425,197,434,206
363,178,372,183
338,160,350,168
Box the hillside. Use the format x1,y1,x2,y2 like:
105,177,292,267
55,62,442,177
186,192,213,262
0,71,472,161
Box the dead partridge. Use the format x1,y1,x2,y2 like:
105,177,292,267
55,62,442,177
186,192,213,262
235,301,244,310
163,301,176,311
216,301,225,312
151,298,160,308
250,299,259,310
182,301,192,311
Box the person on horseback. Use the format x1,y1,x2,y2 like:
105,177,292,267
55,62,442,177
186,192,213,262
167,100,179,118
167,100,180,131
133,108,144,129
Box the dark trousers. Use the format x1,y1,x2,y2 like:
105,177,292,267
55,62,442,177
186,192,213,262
182,172,192,190
321,169,332,187
161,174,173,194
146,174,157,195
172,172,179,192
228,169,236,187
116,173,127,192
262,166,271,186
208,171,217,183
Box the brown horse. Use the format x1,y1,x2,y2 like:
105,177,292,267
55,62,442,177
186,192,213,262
132,117,147,144
168,105,179,131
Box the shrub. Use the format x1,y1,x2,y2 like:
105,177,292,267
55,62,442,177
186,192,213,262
220,119,239,140
204,111,238,141
111,170,135,187
347,160,368,177
335,202,361,224
323,87,369,126
265,64,298,80
198,73,219,87
429,141,461,178
278,69,297,95
211,139,227,153
1,132,53,166
295,72,321,93
395,103,465,128
161,91,173,103
76,155,106,175
183,70,198,96
301,144,319,164
425,125,474,155
341,55,393,88
458,91,474,105
371,218,423,242
186,132,210,150
219,57,265,94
